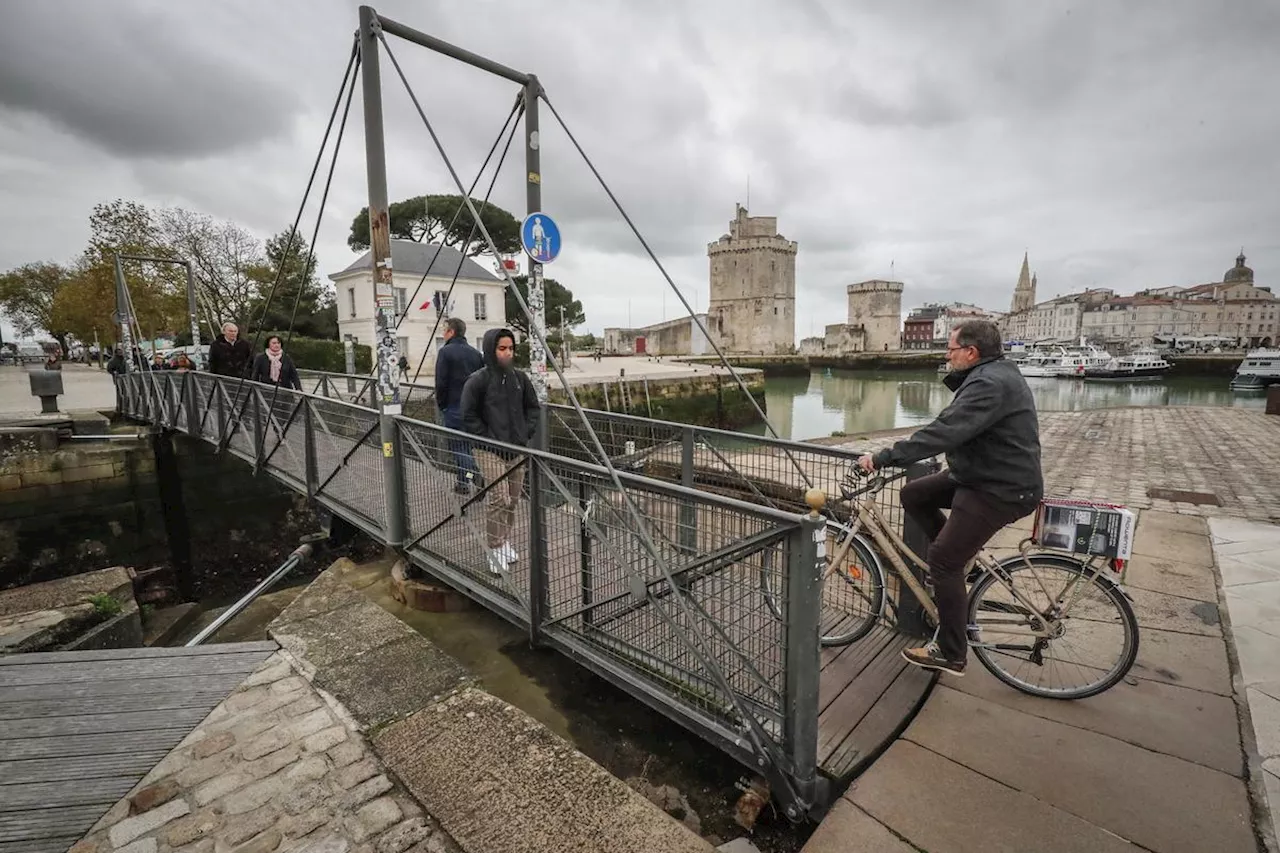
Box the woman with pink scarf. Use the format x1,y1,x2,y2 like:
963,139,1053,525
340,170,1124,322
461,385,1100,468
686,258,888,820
249,335,302,390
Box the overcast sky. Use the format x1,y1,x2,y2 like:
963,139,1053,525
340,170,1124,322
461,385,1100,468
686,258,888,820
1,0,1277,342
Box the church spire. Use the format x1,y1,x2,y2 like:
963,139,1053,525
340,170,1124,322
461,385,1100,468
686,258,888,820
1012,252,1034,313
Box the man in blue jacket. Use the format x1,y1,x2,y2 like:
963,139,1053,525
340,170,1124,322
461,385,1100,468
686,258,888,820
859,320,1043,677
460,327,540,574
434,318,484,494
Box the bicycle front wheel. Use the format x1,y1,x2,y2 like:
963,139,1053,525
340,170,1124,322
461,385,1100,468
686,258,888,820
967,555,1139,700
819,528,886,647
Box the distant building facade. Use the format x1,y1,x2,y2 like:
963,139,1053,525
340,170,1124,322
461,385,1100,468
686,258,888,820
1000,251,1276,348
603,315,710,356
331,240,507,376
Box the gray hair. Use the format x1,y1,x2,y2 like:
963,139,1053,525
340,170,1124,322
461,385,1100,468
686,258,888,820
953,320,1003,358
445,317,467,338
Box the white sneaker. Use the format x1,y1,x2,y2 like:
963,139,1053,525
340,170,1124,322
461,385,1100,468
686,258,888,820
499,541,518,563
487,549,506,576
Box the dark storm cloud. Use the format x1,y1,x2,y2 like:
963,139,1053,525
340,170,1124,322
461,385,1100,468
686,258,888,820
0,3,300,159
3,0,1280,337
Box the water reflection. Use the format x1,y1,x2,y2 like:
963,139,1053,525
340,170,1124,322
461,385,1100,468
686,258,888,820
755,370,1265,441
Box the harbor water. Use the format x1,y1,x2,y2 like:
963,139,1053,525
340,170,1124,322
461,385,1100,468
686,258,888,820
754,369,1267,441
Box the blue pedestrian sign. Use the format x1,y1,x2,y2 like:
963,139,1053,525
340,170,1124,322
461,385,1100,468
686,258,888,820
521,212,561,264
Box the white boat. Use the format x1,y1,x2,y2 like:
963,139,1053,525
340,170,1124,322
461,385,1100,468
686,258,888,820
1230,348,1280,391
1084,349,1171,380
1018,347,1071,378
1056,344,1114,378
1017,345,1112,378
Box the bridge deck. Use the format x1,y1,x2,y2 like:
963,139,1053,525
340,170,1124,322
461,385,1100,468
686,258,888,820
0,642,277,853
818,624,933,779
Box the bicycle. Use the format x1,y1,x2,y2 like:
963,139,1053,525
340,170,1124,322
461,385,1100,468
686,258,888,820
766,463,1140,700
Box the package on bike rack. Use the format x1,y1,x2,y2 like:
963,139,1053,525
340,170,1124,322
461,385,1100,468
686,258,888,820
1032,498,1136,567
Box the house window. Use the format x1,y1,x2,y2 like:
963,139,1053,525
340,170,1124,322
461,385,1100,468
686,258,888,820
474,293,488,321
397,337,409,359
348,288,356,319
394,287,407,315
433,290,450,316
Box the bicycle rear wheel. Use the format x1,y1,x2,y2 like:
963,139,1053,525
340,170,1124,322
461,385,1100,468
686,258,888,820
967,555,1139,699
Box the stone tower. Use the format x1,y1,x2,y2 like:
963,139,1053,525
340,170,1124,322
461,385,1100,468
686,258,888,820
1011,252,1037,313
847,280,904,352
707,204,798,354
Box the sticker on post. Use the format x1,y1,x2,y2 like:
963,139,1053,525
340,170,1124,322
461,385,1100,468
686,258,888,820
520,212,561,264
383,441,394,458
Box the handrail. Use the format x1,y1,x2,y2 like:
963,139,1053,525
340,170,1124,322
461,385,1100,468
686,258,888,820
185,542,314,647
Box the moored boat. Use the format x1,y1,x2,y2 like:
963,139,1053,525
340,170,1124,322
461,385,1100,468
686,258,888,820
1084,349,1171,380
1230,348,1280,391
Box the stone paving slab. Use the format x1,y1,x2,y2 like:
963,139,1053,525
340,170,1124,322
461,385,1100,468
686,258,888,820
845,740,1136,853
948,652,1243,775
1129,624,1235,695
799,798,915,853
1211,516,1280,853
1123,553,1221,602
905,686,1257,853
375,688,714,853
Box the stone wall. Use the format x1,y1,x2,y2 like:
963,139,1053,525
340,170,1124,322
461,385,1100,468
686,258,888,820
0,430,322,599
552,371,767,430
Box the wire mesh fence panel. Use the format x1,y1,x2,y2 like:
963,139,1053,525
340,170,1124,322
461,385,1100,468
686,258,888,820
534,458,800,737
546,405,684,468
308,398,386,531
397,418,527,611
257,387,311,491
189,373,223,444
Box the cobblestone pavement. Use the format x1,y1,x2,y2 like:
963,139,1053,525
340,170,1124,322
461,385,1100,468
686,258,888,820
72,652,460,853
839,406,1280,523
0,364,116,416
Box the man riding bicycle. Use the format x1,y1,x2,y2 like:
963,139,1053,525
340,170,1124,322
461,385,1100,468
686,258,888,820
857,319,1043,676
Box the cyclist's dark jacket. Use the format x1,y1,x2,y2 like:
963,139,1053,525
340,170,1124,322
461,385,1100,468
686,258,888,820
872,355,1043,507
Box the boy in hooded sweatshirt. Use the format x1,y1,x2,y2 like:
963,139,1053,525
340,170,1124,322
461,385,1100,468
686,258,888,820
460,327,541,574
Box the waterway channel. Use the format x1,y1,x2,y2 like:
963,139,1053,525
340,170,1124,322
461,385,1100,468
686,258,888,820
752,369,1266,441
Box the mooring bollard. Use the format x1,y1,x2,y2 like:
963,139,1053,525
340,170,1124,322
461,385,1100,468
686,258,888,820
28,369,64,414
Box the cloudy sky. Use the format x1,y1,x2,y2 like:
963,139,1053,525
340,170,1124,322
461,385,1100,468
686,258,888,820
1,0,1277,342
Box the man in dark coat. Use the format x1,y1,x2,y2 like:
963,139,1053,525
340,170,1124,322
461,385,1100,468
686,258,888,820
208,322,251,378
434,317,485,494
859,320,1043,677
460,327,539,574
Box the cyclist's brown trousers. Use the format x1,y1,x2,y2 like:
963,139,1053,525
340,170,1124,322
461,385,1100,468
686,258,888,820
900,472,1035,663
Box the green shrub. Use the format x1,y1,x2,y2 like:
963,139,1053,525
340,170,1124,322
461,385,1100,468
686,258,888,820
88,593,122,618
256,332,372,373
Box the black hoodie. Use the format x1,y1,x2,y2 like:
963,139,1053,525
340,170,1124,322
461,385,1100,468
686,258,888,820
459,327,540,450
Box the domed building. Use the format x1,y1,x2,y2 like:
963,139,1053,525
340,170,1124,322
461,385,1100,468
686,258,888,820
1224,251,1254,284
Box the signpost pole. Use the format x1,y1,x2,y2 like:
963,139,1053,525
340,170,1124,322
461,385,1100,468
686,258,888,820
524,77,548,437
359,6,406,547
113,255,134,375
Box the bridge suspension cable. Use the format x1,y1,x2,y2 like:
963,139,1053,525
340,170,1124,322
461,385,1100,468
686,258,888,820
376,31,795,786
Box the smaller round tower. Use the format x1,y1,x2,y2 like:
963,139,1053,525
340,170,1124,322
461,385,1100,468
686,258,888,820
847,280,904,352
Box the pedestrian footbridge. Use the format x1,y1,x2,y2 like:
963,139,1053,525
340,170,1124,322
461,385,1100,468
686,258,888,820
114,369,936,821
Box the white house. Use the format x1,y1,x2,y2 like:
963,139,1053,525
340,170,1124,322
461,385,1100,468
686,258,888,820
331,240,509,377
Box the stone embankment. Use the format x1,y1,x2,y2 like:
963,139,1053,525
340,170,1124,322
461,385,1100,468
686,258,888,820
71,563,716,853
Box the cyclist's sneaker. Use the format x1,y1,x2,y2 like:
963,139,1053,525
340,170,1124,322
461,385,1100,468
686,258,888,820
902,646,966,677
